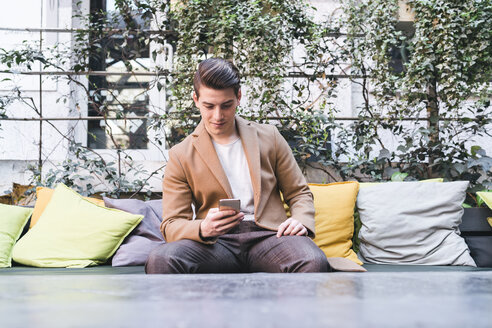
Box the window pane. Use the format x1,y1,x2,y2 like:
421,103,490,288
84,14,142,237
87,0,150,149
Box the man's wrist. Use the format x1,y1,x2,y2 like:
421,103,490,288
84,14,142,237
199,221,212,241
199,221,206,238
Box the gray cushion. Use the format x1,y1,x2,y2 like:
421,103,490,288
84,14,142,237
356,181,476,266
460,208,492,267
103,198,165,266
463,236,492,267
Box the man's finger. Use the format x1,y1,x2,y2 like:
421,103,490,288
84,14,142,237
283,222,296,236
296,227,307,236
276,221,288,238
290,223,303,235
214,210,237,220
216,212,244,227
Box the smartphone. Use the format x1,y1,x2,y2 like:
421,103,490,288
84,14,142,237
219,199,240,213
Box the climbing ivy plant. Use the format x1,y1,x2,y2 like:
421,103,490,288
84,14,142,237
333,0,491,200
0,0,490,204
166,0,348,177
167,0,328,138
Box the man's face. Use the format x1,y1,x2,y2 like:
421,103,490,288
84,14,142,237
193,85,241,140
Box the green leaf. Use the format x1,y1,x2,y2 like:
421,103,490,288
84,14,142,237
391,171,408,182
476,194,484,208
471,145,482,157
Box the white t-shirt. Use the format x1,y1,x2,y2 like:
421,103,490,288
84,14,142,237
212,138,255,221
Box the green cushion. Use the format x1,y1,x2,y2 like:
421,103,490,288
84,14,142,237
0,204,32,267
12,184,143,268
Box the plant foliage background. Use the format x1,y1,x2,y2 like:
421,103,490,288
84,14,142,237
0,0,490,204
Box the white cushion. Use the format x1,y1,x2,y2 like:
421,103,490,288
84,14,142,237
357,181,476,266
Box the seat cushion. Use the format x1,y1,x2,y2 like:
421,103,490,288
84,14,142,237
0,264,146,275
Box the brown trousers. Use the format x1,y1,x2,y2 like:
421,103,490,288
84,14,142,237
145,221,331,274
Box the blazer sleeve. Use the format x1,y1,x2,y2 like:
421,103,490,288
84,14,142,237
161,148,215,244
273,126,316,237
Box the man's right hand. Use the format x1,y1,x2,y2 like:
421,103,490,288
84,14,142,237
200,207,244,238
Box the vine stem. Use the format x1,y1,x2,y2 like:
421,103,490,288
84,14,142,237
38,15,43,178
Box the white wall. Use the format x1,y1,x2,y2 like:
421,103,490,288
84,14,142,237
0,0,167,193
0,0,72,192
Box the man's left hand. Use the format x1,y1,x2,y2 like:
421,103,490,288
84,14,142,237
276,218,307,237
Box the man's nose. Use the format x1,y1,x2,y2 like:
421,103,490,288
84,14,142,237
212,108,222,120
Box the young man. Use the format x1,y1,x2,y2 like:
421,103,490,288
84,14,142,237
145,58,329,273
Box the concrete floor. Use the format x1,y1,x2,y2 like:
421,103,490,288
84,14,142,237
1,272,491,328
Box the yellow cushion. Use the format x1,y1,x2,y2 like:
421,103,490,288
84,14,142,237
30,187,105,228
12,184,143,268
310,182,362,265
421,178,445,182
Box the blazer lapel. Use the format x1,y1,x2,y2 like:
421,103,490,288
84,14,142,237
191,122,234,198
236,117,262,212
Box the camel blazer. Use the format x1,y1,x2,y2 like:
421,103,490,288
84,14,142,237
161,116,315,244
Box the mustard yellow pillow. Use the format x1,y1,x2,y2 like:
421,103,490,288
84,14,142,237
30,187,105,228
310,182,362,265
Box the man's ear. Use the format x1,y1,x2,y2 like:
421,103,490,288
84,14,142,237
192,91,198,105
237,88,242,104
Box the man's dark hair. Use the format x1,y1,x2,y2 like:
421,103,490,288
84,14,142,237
193,58,241,98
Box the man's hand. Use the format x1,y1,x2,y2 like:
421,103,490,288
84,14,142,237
200,207,244,239
276,218,307,238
